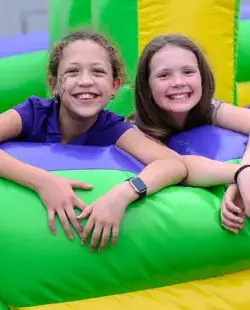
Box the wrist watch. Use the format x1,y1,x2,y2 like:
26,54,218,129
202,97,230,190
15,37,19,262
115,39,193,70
126,177,147,199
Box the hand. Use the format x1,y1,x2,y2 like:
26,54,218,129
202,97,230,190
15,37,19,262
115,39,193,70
36,174,93,239
78,184,134,252
221,183,245,233
236,167,250,217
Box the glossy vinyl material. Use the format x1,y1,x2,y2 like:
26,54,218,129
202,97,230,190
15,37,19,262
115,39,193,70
0,51,47,113
0,32,48,59
237,20,250,83
15,269,250,310
167,125,248,161
2,163,250,308
0,142,144,173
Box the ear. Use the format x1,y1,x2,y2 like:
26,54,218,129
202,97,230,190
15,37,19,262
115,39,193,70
48,76,58,96
112,77,122,94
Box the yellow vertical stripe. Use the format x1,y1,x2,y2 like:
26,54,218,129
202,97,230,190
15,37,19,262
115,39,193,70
237,82,250,107
137,0,237,105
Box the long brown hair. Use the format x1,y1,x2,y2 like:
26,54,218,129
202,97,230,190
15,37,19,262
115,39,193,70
133,34,215,142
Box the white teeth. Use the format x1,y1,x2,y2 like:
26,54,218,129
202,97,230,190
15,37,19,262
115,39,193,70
169,94,189,100
76,93,95,99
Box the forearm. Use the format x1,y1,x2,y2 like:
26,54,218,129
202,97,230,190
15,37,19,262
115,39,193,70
114,158,188,203
239,136,250,165
0,149,50,191
181,155,238,187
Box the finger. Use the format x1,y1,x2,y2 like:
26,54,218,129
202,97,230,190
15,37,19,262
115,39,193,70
90,223,103,251
111,224,120,247
222,208,243,224
221,217,243,230
68,180,93,190
224,200,242,215
99,225,112,252
77,206,93,219
74,196,87,212
239,210,245,218
65,207,82,235
81,217,94,244
222,224,239,234
48,209,56,235
57,209,73,239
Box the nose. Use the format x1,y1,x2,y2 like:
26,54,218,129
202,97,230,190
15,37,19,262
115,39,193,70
77,72,94,86
171,74,186,87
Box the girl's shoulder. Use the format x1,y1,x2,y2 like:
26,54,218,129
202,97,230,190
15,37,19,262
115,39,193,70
12,96,58,140
13,96,56,113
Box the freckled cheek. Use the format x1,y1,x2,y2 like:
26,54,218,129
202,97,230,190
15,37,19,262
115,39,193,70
63,77,79,94
59,83,71,98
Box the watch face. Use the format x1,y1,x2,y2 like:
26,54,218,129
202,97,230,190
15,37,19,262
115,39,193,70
131,177,147,192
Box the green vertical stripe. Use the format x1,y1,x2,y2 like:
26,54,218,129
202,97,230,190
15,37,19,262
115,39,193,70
237,20,250,83
91,0,138,116
91,0,138,85
68,0,92,30
233,0,240,105
48,0,71,44
49,0,92,44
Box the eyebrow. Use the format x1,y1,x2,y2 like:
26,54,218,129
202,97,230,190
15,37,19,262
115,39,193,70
181,65,197,68
91,62,105,66
157,64,197,71
68,62,105,66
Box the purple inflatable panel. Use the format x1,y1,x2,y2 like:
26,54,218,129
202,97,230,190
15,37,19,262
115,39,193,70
241,2,250,20
0,31,48,58
167,125,248,161
0,142,144,173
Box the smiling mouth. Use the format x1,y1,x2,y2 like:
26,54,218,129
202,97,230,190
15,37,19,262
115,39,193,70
73,93,99,100
167,92,192,100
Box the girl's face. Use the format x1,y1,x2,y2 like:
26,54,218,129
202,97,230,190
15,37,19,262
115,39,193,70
54,39,119,120
148,45,202,120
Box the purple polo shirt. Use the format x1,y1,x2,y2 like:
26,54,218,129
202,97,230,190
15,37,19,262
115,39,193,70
12,96,132,145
